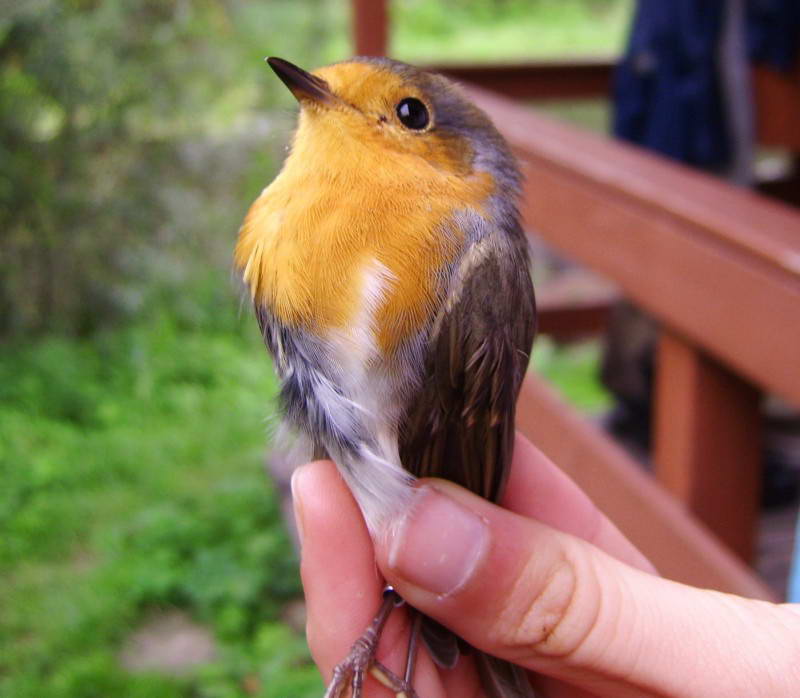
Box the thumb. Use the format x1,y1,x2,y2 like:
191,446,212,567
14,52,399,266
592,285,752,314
375,480,800,698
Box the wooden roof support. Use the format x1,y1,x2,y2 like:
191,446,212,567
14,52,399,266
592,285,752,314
352,0,388,57
517,373,775,600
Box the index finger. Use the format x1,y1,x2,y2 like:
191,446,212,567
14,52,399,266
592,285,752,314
502,433,656,574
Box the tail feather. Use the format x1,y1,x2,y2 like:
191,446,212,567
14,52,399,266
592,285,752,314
475,651,538,698
421,617,460,669
421,616,537,697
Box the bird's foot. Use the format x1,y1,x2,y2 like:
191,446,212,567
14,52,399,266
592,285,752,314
322,587,419,698
325,658,418,698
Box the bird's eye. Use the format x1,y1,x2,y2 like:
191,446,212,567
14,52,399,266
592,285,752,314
396,97,429,130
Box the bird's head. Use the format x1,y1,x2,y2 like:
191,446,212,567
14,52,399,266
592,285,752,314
266,56,519,190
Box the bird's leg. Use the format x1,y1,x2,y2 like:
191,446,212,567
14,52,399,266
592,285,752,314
404,610,423,686
322,586,419,698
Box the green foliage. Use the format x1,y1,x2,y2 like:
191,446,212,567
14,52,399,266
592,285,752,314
0,0,336,336
0,303,323,697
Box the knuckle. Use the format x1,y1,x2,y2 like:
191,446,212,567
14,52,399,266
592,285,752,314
490,547,602,662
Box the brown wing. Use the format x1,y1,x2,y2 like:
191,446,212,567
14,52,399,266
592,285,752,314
398,229,536,503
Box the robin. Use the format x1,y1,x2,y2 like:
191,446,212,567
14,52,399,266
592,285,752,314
235,56,536,698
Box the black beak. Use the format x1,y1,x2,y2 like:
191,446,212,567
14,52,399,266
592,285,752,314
266,57,335,106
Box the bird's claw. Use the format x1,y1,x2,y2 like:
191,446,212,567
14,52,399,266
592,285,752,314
323,651,418,698
321,588,419,698
371,660,419,698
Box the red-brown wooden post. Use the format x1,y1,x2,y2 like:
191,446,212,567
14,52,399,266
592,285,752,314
654,330,763,562
752,59,800,150
352,0,389,56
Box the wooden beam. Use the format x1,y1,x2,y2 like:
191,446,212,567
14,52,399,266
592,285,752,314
352,0,388,57
517,373,775,600
428,59,614,101
465,85,800,408
654,331,762,562
537,297,613,341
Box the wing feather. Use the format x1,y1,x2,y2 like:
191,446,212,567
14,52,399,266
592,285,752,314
399,226,536,502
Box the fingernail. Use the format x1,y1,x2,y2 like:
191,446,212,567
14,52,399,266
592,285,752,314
290,465,307,548
386,486,489,596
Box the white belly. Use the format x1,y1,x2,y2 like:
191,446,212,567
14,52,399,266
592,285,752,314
319,259,416,534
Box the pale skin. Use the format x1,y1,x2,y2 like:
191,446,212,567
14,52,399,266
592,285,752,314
292,433,800,698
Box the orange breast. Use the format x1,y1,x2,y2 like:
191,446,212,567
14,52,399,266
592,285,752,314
235,112,493,354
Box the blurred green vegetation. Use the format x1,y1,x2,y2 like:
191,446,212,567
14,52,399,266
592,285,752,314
1,1,620,696
0,310,323,697
533,338,610,412
393,0,633,61
0,0,339,336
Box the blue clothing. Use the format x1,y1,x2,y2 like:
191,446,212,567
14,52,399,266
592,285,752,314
613,1,730,169
613,0,800,170
748,0,800,71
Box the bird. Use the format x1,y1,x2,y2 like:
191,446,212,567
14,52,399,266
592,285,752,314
235,56,537,698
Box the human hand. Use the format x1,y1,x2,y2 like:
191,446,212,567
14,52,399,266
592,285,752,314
292,433,800,697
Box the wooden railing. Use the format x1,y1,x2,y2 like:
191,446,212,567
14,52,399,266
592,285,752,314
470,85,800,564
351,0,800,601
